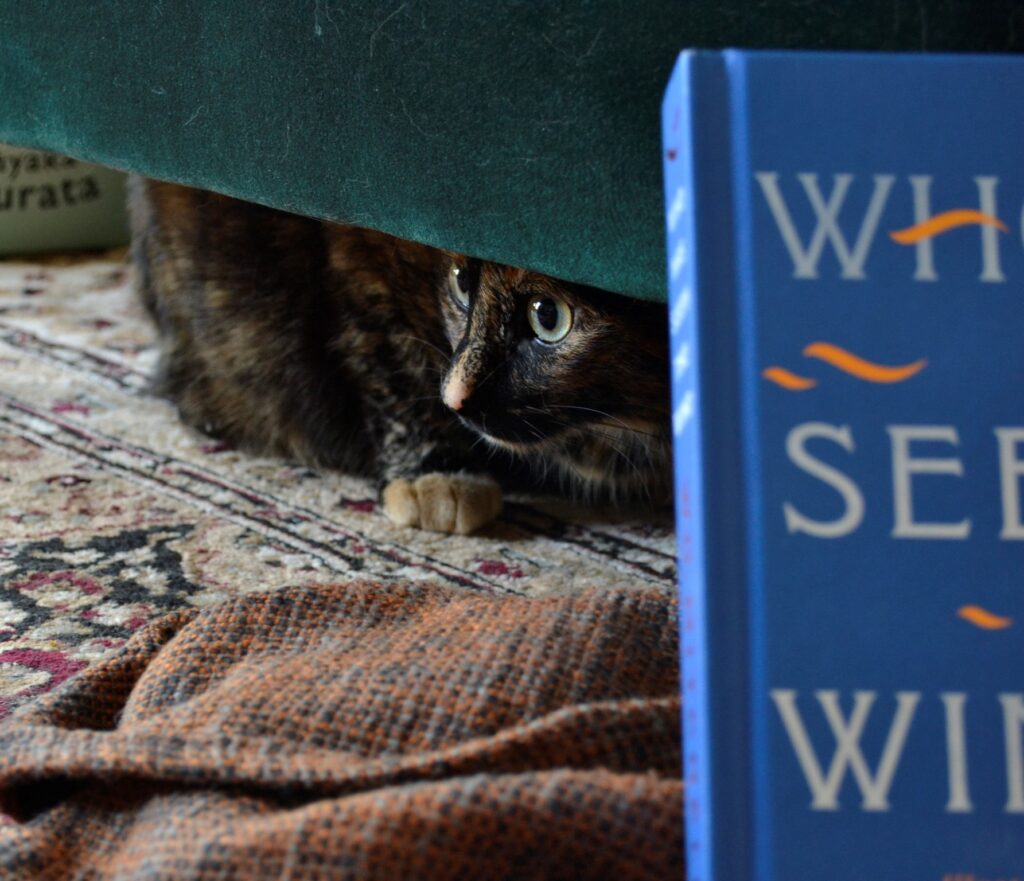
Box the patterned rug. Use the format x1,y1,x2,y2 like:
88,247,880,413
0,253,676,721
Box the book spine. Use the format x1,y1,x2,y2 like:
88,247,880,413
662,52,711,881
663,52,752,881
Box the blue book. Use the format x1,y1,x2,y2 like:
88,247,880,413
663,50,1024,880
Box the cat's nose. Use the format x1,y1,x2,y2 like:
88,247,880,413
442,375,473,412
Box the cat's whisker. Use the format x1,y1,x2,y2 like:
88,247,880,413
383,364,446,383
393,333,452,364
549,404,650,432
588,432,643,481
400,395,444,405
528,404,662,440
519,416,547,444
553,402,668,421
539,412,659,500
396,363,445,375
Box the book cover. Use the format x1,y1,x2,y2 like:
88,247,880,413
663,50,1024,880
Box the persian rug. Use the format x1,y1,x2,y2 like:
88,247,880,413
0,254,676,721
0,581,683,880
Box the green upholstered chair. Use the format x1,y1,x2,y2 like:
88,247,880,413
1,1,1020,301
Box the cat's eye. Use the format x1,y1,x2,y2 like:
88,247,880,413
448,263,478,311
527,296,573,343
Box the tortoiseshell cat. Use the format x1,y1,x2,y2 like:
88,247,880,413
128,177,670,534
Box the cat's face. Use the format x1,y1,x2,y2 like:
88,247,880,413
438,258,671,499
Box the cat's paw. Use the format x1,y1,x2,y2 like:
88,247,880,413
382,472,502,535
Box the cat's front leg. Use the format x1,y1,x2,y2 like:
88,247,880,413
382,472,502,535
372,418,503,535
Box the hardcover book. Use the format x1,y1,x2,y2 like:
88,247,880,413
663,50,1024,880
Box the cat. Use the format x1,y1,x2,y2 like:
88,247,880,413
128,176,671,534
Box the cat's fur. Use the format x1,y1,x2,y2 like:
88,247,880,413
128,177,671,533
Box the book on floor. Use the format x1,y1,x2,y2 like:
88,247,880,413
0,144,128,256
663,49,1024,881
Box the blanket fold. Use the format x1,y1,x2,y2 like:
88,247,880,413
0,582,682,880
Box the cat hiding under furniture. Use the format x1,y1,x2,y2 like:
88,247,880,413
128,177,670,534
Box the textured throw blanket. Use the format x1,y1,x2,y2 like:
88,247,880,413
0,582,682,880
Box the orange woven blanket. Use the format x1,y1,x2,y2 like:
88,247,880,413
0,583,682,880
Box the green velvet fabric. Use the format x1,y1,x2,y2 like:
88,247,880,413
1,2,1021,301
